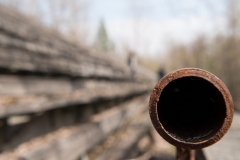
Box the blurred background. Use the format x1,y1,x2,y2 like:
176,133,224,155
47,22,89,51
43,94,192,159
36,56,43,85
0,0,239,160
1,0,239,109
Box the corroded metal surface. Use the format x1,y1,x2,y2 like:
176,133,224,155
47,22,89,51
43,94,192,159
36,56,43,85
203,112,240,160
149,68,234,150
176,148,195,160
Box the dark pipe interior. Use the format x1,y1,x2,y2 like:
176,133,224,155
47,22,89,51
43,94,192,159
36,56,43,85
157,76,226,142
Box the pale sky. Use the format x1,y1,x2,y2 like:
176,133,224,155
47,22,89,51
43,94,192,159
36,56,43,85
0,0,230,57
87,0,228,57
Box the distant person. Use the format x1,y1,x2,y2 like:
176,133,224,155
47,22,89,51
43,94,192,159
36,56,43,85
127,51,138,76
158,68,165,80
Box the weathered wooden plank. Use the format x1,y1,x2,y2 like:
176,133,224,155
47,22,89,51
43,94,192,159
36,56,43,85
203,112,240,160
0,74,153,118
0,6,157,160
0,95,150,160
0,8,118,68
0,32,126,71
0,36,156,81
0,8,129,78
0,94,149,151
94,115,150,160
0,75,154,96
0,5,82,48
0,6,157,81
0,47,127,79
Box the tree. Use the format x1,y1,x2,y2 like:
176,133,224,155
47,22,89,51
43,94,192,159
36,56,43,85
95,20,114,52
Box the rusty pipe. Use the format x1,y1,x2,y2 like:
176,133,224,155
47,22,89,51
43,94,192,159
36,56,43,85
176,148,195,160
149,68,234,150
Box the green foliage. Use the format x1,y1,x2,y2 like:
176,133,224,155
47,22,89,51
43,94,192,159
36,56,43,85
95,20,114,52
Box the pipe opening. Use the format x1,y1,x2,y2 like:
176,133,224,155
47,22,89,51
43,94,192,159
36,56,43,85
157,76,226,142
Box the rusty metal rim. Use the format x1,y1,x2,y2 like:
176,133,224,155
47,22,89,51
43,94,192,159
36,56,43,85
149,68,234,149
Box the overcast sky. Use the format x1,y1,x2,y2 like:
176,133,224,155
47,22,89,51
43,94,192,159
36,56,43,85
87,0,228,57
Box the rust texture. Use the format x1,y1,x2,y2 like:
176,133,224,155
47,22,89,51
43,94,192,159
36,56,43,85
149,68,234,150
176,148,195,160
